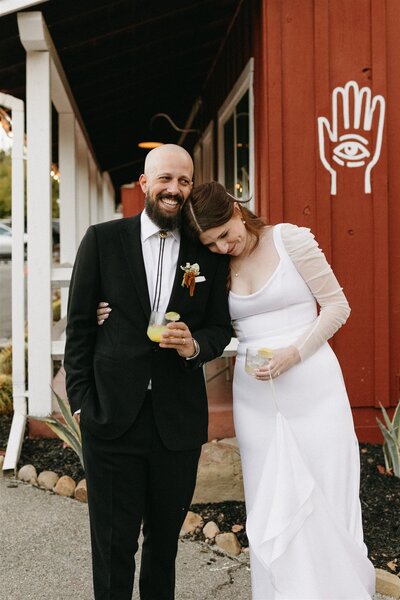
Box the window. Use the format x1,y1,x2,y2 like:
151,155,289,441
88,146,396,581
193,121,214,185
218,59,254,207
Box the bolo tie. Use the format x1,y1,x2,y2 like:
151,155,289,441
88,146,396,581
152,230,168,312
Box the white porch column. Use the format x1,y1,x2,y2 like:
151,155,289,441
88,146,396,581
58,112,77,317
96,170,103,223
76,124,90,241
102,172,115,221
0,93,27,471
25,49,52,416
10,99,25,409
89,155,98,225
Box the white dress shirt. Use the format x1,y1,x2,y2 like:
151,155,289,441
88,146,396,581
141,211,199,363
141,210,180,312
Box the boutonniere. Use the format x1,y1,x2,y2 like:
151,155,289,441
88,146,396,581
180,262,202,297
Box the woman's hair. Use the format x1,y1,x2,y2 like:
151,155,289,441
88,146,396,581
184,181,266,247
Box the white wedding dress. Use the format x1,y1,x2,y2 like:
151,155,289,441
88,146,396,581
230,224,376,600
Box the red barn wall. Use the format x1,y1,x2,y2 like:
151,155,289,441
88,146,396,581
254,0,400,440
121,183,145,217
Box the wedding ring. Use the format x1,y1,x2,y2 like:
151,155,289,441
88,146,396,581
182,338,186,345
276,371,280,376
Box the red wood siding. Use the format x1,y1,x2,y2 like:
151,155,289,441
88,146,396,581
121,183,145,217
254,0,399,440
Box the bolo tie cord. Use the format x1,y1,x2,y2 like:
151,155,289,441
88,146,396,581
152,230,167,312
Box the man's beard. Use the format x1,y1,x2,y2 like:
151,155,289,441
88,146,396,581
145,192,183,230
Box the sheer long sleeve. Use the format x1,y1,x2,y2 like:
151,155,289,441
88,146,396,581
281,223,350,361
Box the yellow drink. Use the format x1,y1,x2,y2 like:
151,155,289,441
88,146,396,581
147,325,168,343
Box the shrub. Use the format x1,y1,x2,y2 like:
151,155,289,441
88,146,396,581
0,343,28,380
52,298,61,322
0,345,12,375
0,373,13,414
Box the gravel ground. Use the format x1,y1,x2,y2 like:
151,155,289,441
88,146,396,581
1,413,399,578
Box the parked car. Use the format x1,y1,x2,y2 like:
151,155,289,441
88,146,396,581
0,222,28,259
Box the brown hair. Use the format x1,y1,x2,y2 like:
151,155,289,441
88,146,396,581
183,181,266,248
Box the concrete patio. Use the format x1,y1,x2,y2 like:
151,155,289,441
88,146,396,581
0,472,251,600
0,472,396,600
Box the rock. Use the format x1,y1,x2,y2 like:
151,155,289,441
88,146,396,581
180,511,204,535
203,521,220,539
375,568,400,599
0,454,4,474
215,532,242,556
74,479,87,503
17,464,37,484
54,475,76,497
231,524,244,533
37,471,59,490
192,438,244,503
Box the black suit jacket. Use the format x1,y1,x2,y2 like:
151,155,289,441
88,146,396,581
64,214,231,450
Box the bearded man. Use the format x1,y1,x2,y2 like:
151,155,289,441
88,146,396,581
64,144,231,600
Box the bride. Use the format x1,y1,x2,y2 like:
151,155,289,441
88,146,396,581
183,182,375,599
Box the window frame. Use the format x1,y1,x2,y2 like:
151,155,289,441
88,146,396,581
193,120,214,185
217,58,255,209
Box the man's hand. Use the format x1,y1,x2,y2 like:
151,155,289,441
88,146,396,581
159,321,197,358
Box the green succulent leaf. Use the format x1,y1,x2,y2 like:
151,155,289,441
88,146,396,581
376,416,400,477
53,391,81,440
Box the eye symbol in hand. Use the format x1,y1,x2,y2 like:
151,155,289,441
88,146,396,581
317,81,385,194
332,134,370,167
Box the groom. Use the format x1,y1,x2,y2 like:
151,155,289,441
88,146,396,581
64,144,231,599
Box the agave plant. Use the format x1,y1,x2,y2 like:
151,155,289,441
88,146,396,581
34,390,83,468
376,401,400,478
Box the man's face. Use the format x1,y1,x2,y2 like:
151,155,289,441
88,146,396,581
139,151,193,230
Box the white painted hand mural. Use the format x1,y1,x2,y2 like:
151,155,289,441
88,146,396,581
318,80,385,195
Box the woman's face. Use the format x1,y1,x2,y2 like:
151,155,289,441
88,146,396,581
198,211,248,257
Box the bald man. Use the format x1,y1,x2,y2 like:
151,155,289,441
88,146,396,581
64,145,231,600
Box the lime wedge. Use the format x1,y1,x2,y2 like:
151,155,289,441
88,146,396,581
165,311,180,322
258,347,273,359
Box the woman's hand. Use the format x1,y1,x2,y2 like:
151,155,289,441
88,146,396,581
97,301,111,325
255,345,300,380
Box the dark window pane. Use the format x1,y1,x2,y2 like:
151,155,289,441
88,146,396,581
236,91,249,198
224,115,235,195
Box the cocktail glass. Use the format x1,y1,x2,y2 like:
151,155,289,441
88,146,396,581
245,347,273,377
147,310,180,343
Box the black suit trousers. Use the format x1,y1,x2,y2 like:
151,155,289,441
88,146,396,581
81,392,201,600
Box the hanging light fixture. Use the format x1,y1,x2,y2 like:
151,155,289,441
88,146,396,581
137,141,163,149
137,108,201,149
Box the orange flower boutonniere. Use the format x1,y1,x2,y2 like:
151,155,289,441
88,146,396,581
181,262,200,297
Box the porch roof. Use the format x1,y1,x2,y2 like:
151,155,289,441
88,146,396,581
0,0,240,190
